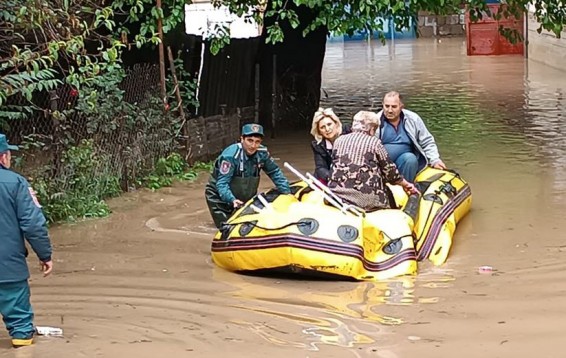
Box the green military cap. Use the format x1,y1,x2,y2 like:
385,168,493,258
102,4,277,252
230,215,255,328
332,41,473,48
241,123,264,137
0,134,19,153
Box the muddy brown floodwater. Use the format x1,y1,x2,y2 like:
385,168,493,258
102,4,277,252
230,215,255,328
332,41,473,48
2,38,566,358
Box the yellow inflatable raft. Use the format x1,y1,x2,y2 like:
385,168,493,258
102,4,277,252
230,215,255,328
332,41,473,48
211,165,471,281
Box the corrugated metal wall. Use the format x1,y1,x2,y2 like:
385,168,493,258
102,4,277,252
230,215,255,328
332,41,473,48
182,35,260,117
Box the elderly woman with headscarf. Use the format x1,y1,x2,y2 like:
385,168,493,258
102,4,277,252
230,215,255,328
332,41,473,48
328,111,418,211
310,107,350,184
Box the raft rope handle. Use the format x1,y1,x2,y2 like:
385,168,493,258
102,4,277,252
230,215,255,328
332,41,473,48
284,162,364,217
415,173,459,244
232,219,313,232
381,232,414,242
379,232,414,254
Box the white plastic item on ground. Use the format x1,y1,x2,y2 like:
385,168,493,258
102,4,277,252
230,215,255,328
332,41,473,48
36,326,64,336
478,266,494,274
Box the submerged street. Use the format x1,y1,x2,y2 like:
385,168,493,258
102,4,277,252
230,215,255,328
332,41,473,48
2,38,566,358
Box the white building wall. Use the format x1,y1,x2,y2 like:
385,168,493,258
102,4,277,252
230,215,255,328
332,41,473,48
527,12,566,71
185,2,261,39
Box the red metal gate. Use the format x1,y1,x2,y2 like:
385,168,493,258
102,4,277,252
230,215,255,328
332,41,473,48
466,4,524,56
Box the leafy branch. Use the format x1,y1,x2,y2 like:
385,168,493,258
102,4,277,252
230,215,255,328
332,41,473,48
214,0,565,47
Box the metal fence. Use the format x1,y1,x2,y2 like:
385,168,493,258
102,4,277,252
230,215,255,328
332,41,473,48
3,63,179,195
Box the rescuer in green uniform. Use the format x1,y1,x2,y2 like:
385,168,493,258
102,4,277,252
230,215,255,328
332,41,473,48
205,124,291,228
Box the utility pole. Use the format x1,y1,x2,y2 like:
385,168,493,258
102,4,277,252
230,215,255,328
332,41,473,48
157,0,167,103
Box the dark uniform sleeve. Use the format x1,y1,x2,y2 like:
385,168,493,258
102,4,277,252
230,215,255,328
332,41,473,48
15,178,52,262
216,155,239,204
261,150,290,194
375,141,403,185
311,141,331,182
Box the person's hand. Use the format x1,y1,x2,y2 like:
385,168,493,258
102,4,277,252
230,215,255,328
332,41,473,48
232,199,244,208
401,180,420,195
432,160,446,170
40,260,53,277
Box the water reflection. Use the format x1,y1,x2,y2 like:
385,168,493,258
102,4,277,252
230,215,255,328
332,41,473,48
213,267,454,350
523,63,566,198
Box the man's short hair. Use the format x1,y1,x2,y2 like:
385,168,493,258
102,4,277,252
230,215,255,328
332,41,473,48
383,91,403,105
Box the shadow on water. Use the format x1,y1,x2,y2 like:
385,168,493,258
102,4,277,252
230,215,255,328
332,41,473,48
239,268,359,282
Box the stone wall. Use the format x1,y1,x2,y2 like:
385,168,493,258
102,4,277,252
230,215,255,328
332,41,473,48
186,106,255,163
418,11,466,38
527,13,566,71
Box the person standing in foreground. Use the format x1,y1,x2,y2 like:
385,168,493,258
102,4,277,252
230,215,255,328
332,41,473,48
0,134,53,348
377,91,446,182
205,124,291,228
329,111,418,211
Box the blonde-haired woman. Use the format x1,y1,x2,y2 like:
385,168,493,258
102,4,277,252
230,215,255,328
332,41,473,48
310,107,350,184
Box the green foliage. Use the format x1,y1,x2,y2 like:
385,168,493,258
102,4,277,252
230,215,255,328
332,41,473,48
216,0,565,47
1,68,61,105
1,0,200,224
0,0,125,126
144,153,187,189
111,0,186,48
0,66,61,127
65,65,184,192
209,24,232,55
10,64,184,222
191,160,214,172
143,154,212,190
167,55,200,113
61,66,145,142
156,153,187,177
0,0,197,126
529,0,566,36
31,139,121,223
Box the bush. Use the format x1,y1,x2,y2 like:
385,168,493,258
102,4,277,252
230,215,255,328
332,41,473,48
143,153,212,190
32,139,121,222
